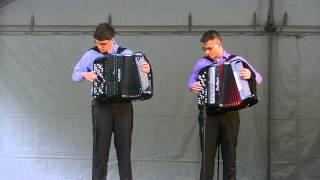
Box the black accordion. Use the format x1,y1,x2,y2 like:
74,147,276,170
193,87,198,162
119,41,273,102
92,52,153,101
198,59,258,113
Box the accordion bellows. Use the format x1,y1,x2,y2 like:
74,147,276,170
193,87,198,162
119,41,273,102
92,52,153,101
198,59,258,113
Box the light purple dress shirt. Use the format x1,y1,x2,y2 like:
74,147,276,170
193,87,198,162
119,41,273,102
72,42,133,95
188,51,262,90
72,42,133,82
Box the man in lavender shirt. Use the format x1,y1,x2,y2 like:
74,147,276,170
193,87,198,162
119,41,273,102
188,30,262,180
72,23,150,180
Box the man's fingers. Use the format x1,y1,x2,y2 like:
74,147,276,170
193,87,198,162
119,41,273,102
83,72,98,82
192,84,203,93
239,68,251,79
141,64,150,73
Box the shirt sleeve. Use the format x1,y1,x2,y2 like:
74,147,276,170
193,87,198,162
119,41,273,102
188,61,203,90
72,53,90,82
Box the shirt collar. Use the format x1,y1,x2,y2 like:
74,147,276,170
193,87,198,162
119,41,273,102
215,50,230,64
111,42,120,54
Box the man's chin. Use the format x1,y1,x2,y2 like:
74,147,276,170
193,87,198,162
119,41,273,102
100,50,109,54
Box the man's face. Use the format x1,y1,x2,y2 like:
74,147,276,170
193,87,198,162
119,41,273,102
202,39,221,59
95,38,114,53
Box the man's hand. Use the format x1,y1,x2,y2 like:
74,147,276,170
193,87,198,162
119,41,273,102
140,62,151,73
82,71,98,82
240,68,251,80
191,81,203,94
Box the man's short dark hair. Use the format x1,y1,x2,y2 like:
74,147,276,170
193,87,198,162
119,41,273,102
200,30,222,43
93,23,115,41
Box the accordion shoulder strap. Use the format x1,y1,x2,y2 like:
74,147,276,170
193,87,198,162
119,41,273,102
90,46,100,52
225,54,237,62
116,47,127,54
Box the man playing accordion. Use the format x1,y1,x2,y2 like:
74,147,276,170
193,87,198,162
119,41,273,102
72,23,151,180
188,30,262,180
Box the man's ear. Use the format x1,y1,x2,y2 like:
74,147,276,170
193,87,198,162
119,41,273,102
213,39,221,48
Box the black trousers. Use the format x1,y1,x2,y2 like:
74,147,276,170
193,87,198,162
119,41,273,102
91,99,133,180
199,110,240,180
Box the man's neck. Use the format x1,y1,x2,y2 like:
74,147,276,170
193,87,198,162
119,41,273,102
213,49,224,60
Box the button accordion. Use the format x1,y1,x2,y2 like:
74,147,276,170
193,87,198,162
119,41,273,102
198,59,258,113
92,52,153,101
